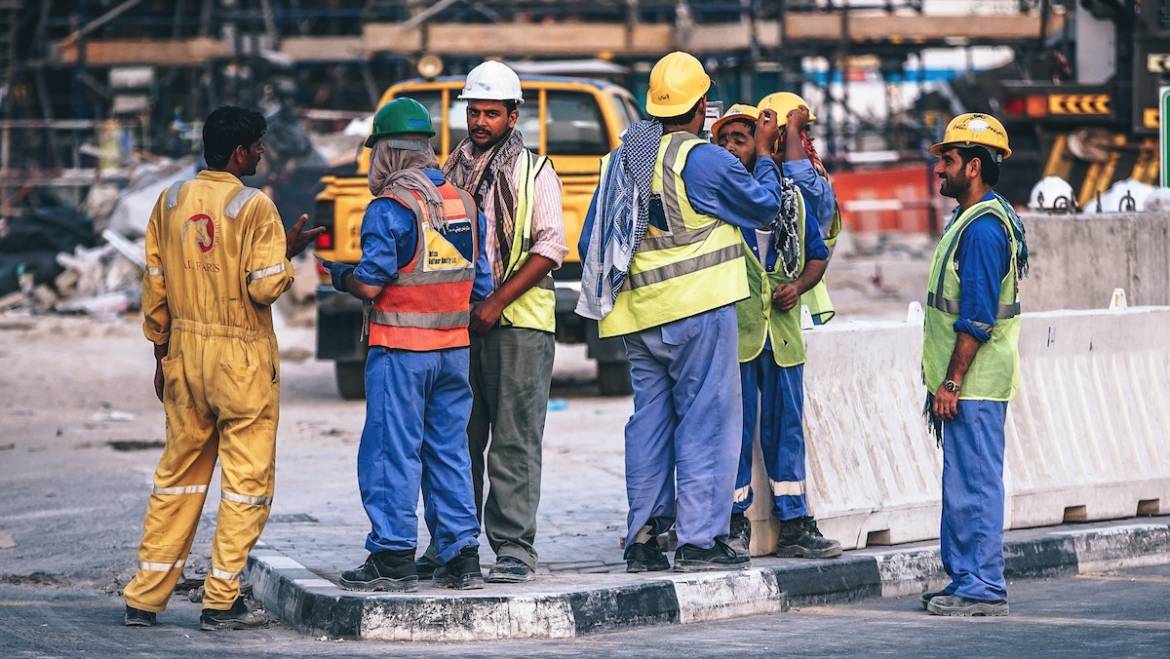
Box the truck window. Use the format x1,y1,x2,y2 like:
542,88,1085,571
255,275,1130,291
395,91,443,152
448,99,540,151
546,91,610,155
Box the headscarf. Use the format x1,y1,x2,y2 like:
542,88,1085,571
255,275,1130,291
444,129,526,267
368,138,447,232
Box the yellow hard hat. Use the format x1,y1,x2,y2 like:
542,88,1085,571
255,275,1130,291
710,103,760,137
930,112,1012,161
758,91,816,126
646,51,711,118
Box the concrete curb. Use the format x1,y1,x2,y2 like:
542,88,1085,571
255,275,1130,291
244,520,1170,641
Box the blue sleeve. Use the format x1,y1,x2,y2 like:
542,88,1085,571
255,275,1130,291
803,192,830,262
681,145,782,230
472,210,493,302
579,187,599,259
783,159,836,237
352,199,416,286
954,216,1010,343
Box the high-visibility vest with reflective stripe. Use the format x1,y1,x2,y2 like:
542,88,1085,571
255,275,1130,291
736,191,808,367
499,151,556,333
922,197,1021,401
367,182,479,352
799,181,842,326
598,132,749,338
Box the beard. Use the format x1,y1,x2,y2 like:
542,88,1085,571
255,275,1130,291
939,175,968,199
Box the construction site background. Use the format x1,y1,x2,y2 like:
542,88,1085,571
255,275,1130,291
0,0,1166,319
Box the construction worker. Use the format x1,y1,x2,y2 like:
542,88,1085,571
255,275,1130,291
712,104,843,560
919,113,1026,617
577,52,785,572
324,98,491,592
419,60,565,584
758,92,842,326
124,106,323,630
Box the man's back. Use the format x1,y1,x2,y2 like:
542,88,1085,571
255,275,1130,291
143,170,292,343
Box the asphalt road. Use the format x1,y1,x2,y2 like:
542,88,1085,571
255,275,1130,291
3,564,1170,658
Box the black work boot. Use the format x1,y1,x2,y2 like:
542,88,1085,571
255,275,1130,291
435,546,485,590
486,556,532,583
727,512,752,559
673,540,750,572
339,549,418,592
199,597,272,631
415,554,440,579
920,588,951,610
123,605,156,627
625,539,671,573
775,517,843,559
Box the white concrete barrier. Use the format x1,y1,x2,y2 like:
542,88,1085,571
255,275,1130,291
747,306,1170,555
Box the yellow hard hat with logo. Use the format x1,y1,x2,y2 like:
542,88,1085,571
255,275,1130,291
646,51,711,117
710,103,760,137
930,112,1012,161
758,91,817,126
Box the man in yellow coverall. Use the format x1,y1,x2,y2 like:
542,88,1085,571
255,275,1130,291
122,106,322,631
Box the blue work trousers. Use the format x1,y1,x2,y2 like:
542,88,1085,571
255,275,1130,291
733,355,809,521
357,347,480,564
940,399,1008,602
621,305,742,555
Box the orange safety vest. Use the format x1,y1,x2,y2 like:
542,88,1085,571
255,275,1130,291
367,181,479,352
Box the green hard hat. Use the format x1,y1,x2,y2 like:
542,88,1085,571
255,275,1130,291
365,97,435,147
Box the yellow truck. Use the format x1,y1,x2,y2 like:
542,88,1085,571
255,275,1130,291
313,75,639,398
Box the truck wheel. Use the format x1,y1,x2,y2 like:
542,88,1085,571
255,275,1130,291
335,361,366,400
597,361,632,397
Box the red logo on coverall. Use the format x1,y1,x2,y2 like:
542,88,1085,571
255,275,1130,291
184,214,216,253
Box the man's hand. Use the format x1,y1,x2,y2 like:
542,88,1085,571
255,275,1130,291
772,283,799,311
469,296,505,333
785,107,810,137
286,213,326,260
932,384,960,422
755,109,780,156
153,360,165,403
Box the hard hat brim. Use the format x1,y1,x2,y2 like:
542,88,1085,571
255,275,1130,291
711,113,756,138
366,128,436,148
457,93,525,104
929,141,1012,160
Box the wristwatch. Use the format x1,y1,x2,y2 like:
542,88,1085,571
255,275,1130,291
943,380,961,393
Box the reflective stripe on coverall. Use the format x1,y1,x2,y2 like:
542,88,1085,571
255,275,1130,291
125,170,292,613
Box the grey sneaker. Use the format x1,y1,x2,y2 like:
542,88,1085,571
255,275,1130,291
199,598,272,631
727,512,752,559
486,556,532,583
926,595,1008,617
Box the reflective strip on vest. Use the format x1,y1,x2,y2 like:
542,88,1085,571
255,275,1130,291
165,181,187,209
147,267,163,277
210,567,240,581
733,485,751,503
925,292,1020,319
139,559,185,572
221,491,272,506
246,262,285,284
628,243,743,290
369,309,469,329
770,480,805,497
152,484,208,495
395,269,476,286
225,187,261,219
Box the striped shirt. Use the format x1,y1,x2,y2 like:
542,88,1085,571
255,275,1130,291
456,142,568,287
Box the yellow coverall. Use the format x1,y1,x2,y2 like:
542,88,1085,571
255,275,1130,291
123,170,293,612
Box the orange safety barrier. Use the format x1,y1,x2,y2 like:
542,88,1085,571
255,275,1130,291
831,163,942,234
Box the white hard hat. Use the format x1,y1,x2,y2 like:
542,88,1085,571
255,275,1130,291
459,61,524,104
1028,176,1074,210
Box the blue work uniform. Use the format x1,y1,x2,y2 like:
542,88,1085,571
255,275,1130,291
349,168,493,564
940,190,1012,603
733,189,829,521
783,159,836,238
581,144,784,552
